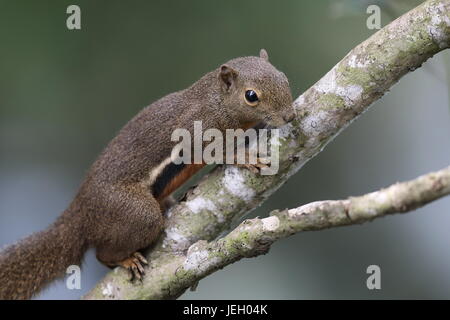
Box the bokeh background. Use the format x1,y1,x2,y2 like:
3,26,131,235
1,0,449,299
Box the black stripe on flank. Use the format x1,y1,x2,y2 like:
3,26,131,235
151,162,186,198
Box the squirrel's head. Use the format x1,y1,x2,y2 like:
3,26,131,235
218,49,295,127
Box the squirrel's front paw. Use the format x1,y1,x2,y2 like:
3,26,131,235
116,252,148,282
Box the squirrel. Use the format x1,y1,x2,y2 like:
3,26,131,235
0,49,294,299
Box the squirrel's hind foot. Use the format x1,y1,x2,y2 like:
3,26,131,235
115,252,148,282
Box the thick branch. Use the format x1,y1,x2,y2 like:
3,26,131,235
84,0,450,299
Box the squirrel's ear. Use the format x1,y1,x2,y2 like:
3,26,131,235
219,65,237,91
259,49,269,61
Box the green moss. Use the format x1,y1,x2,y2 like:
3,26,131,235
205,227,254,262
317,93,346,110
337,65,373,90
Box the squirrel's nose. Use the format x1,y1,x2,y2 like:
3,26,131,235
283,112,295,123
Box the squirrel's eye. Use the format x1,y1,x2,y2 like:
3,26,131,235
244,90,259,106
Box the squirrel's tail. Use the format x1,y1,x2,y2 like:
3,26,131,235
0,209,87,300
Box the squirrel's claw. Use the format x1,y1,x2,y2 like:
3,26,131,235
118,252,148,282
133,252,148,265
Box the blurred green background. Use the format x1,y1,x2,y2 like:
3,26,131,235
1,0,449,299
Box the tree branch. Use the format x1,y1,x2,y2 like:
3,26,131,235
84,0,450,299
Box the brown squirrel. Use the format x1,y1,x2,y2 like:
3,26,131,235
0,49,294,299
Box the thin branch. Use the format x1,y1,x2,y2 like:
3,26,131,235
84,0,450,299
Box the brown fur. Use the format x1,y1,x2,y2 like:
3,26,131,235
0,49,294,299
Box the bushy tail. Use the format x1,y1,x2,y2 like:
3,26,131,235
0,210,87,299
